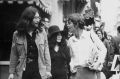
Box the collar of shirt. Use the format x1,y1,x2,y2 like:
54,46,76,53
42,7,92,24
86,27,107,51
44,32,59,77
71,30,90,42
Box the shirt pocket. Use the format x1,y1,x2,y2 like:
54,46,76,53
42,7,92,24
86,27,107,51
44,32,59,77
16,40,25,56
38,41,46,64
16,57,25,72
38,40,45,53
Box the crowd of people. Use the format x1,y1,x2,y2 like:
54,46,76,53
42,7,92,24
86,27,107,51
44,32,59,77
8,5,120,79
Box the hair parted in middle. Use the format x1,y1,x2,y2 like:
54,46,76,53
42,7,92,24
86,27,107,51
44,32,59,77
16,6,41,36
48,25,67,49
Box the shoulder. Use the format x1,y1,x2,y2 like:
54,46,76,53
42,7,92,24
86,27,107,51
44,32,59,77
13,30,18,36
38,28,47,36
12,30,19,40
103,39,109,46
68,36,76,43
37,28,47,37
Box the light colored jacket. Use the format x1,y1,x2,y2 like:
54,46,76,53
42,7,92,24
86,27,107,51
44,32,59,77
9,29,51,79
68,30,107,71
90,30,107,64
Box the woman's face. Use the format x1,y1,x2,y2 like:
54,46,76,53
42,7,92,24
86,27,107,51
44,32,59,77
33,12,41,27
56,32,62,43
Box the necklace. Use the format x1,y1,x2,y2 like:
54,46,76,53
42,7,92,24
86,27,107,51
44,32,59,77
54,45,59,52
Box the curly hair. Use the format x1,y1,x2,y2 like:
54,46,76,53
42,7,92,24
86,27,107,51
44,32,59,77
48,32,67,49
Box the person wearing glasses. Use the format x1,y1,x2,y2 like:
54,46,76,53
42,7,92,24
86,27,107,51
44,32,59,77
8,6,51,79
42,18,50,34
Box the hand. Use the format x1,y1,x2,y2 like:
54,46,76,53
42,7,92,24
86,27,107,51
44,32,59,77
89,62,103,71
8,74,14,79
46,72,52,79
108,62,112,67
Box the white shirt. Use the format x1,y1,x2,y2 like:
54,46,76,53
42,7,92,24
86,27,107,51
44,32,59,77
68,30,107,71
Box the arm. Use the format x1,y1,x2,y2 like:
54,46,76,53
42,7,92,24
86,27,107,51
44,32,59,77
8,31,18,79
90,30,107,64
9,31,19,74
44,31,51,76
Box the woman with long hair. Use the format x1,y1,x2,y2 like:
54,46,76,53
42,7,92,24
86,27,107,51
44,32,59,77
48,25,71,79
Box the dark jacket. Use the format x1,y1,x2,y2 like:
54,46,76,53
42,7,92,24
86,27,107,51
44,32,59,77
49,44,70,79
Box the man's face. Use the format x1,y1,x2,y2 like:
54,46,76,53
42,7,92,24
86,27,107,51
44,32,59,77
44,20,50,28
66,20,75,34
33,12,41,27
94,22,101,31
94,17,101,31
96,31,103,40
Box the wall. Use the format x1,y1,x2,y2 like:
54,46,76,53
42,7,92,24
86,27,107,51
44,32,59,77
0,65,9,79
0,61,9,79
50,0,64,30
101,0,120,36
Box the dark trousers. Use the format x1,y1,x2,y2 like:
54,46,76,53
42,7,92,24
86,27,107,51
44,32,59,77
70,67,97,79
22,61,41,79
52,74,68,79
22,70,41,79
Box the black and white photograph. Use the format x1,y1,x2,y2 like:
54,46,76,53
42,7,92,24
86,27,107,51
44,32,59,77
0,0,120,79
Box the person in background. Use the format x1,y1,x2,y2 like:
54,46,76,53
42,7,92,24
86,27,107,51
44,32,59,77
42,18,50,34
63,16,76,40
48,25,71,79
84,8,108,79
83,8,95,31
84,17,95,31
108,25,120,78
96,29,105,41
100,22,107,39
8,6,51,79
113,25,120,55
96,29,115,79
94,16,101,32
67,13,107,79
62,17,73,79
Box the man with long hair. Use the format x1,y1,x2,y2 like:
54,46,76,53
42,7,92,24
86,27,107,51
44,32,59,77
8,6,51,79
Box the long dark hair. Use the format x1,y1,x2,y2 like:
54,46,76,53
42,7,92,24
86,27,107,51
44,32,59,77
48,32,71,62
48,32,67,49
16,6,40,36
